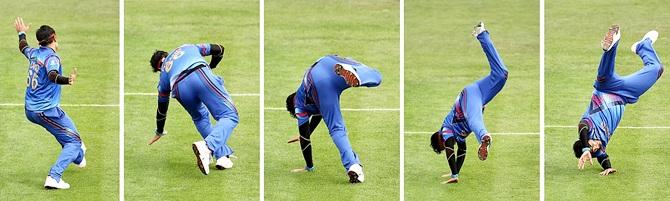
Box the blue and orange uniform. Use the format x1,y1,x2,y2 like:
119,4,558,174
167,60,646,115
293,55,382,170
20,31,84,182
580,38,663,162
156,44,238,160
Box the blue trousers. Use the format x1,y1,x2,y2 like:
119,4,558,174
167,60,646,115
594,39,663,103
25,107,84,181
173,67,239,159
456,31,508,142
311,55,382,170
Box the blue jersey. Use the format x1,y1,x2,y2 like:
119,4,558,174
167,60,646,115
581,90,625,151
441,89,488,140
23,45,62,112
157,44,213,100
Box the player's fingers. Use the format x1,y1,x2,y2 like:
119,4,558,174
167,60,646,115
589,158,593,165
148,135,161,145
290,168,307,173
287,135,299,143
73,67,78,74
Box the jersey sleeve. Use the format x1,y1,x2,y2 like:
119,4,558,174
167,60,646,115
45,56,61,73
295,107,311,126
157,72,171,103
195,43,212,56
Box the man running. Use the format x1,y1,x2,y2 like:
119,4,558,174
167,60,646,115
148,43,237,175
15,17,85,189
573,25,663,176
429,22,508,184
285,55,382,183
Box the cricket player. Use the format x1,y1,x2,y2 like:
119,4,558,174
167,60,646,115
148,43,237,175
15,17,85,189
573,25,663,176
429,22,508,184
285,55,382,183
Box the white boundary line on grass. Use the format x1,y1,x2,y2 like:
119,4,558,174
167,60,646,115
124,92,260,97
546,125,670,129
264,107,399,111
404,131,539,135
0,103,118,107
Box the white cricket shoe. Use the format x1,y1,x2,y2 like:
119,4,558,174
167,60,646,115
472,21,486,37
44,176,70,189
75,142,87,168
347,164,365,183
631,30,659,53
192,141,212,175
602,25,621,51
334,63,361,87
215,156,234,170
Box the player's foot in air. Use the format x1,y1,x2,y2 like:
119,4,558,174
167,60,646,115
472,21,486,37
478,135,492,161
44,176,70,190
602,25,621,51
192,141,212,175
347,163,365,183
631,30,659,53
334,63,361,87
75,143,87,168
215,156,234,170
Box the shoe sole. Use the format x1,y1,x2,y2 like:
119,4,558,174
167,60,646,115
215,165,226,170
602,25,619,51
478,135,491,161
192,144,208,175
347,171,361,183
334,64,360,87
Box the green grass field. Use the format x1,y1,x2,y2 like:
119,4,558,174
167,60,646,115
405,0,539,200
264,0,399,200
546,0,670,200
0,0,119,200
124,0,259,200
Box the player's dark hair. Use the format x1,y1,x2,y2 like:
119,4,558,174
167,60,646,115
573,140,583,158
286,92,297,119
36,25,56,46
150,50,168,72
430,131,444,154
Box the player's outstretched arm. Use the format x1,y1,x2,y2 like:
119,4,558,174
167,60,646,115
597,154,616,176
47,67,77,85
15,17,31,55
149,97,169,145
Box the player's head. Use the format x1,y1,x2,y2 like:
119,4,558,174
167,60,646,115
285,92,297,118
150,50,168,72
36,25,57,48
430,131,446,154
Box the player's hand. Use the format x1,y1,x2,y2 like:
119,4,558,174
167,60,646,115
599,168,617,176
287,135,300,143
148,134,162,145
14,17,30,33
69,68,78,85
578,151,593,170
